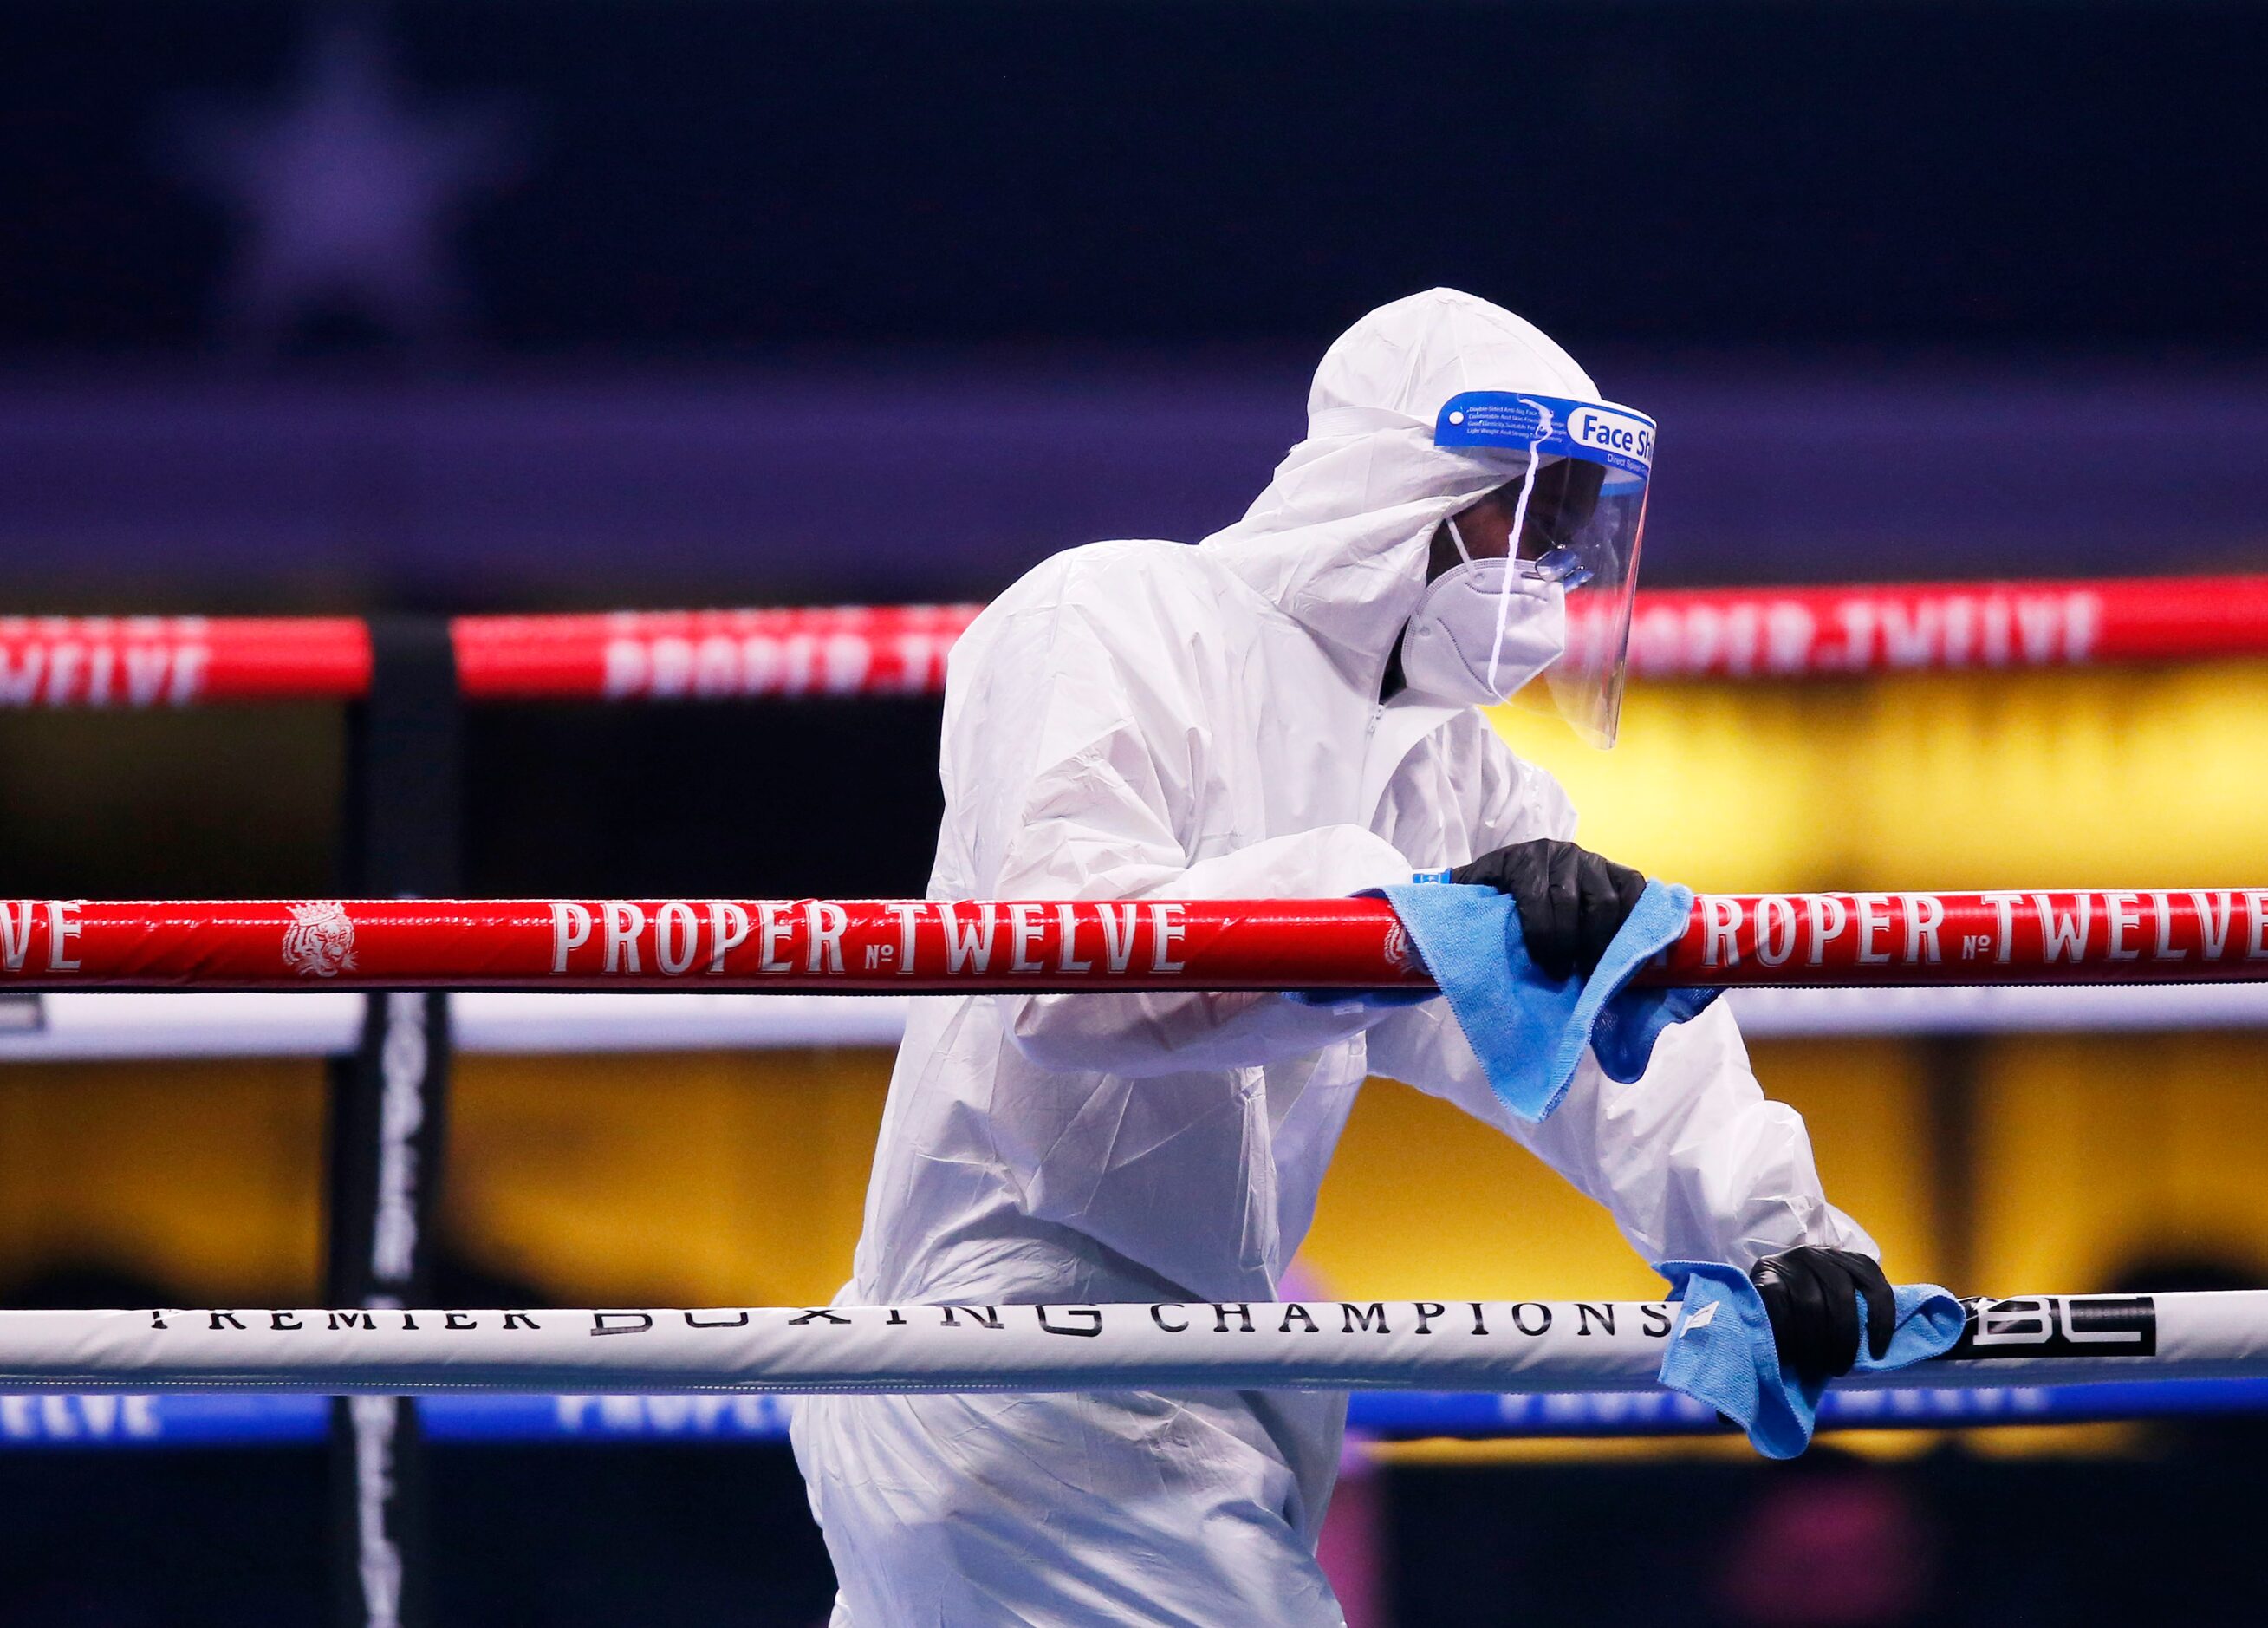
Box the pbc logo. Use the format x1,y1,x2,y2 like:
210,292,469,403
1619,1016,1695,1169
1951,1294,2156,1359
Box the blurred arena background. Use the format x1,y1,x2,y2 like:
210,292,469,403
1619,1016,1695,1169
3,1,2267,1622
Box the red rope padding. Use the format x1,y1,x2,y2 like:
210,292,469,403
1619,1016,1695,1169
5,576,2268,707
0,891,2263,992
1624,576,2268,679
452,603,980,700
0,617,373,706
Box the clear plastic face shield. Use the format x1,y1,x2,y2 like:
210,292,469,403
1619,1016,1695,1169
1433,391,1654,747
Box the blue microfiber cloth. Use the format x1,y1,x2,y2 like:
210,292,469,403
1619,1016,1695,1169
1655,1260,1966,1458
1371,878,1719,1122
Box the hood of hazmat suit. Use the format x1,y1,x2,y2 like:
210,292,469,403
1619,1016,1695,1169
793,290,1875,1628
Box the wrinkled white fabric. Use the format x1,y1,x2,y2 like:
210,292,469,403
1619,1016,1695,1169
792,289,1874,1626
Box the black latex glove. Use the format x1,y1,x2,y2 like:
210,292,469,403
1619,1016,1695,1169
1448,838,1648,980
1751,1246,1896,1383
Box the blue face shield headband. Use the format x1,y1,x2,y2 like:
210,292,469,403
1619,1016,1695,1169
1435,391,1655,748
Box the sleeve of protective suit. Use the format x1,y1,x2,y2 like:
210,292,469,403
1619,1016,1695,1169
1362,738,1877,1269
953,578,1414,1078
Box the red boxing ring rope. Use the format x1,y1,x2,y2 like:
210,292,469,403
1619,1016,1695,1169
5,575,2267,707
453,602,978,701
1622,574,2268,679
3,890,2265,993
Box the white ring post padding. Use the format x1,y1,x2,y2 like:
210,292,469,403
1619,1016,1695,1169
7,982,2268,1063
2,1293,2263,1395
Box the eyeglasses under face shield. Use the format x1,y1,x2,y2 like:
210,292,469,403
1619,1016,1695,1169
1446,456,1606,586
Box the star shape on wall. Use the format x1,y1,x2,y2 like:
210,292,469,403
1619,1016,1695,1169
166,10,530,348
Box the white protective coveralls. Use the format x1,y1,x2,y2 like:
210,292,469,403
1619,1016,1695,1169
792,288,1875,1625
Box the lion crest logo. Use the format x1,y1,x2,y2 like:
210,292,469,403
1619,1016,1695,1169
282,901,358,978
1381,922,1416,974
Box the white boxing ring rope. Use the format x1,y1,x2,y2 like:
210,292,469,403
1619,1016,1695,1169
2,1293,2262,1397
8,980,2268,1062
4,964,2268,1437
0,990,911,1060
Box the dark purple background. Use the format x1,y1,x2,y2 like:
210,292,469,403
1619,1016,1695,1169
4,0,2266,608
6,357,2265,608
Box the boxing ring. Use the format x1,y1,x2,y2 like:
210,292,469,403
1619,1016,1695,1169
5,576,2268,1619
0,889,2263,1429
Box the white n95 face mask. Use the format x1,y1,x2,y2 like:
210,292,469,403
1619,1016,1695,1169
1399,516,1570,707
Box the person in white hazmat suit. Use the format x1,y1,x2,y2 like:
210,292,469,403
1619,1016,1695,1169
792,288,1891,1625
